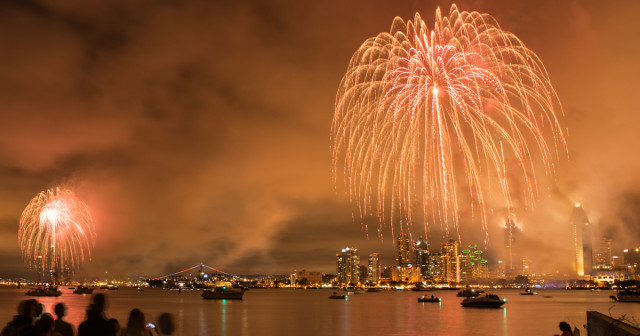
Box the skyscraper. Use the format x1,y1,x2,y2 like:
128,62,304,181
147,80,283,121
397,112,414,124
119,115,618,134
593,238,612,271
414,237,429,273
441,239,459,283
570,204,592,276
336,247,360,285
504,214,521,277
367,253,381,282
397,235,412,266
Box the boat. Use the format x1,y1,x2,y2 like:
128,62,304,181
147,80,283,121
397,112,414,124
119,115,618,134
100,284,119,290
329,292,347,299
460,294,506,308
73,286,94,295
457,288,482,297
353,288,365,294
26,286,62,297
411,284,432,291
611,289,640,302
366,287,382,293
202,282,245,300
520,287,537,296
417,295,441,303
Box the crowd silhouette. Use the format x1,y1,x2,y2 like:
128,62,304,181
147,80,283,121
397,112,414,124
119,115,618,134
1,294,174,336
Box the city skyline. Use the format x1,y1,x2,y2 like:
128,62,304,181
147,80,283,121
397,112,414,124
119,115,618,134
0,0,639,279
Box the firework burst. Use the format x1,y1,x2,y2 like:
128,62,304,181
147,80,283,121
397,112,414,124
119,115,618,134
332,5,566,239
18,188,95,275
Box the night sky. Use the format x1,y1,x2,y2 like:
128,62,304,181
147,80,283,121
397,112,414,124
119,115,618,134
1,0,639,279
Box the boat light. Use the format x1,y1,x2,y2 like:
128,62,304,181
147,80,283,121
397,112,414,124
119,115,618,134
503,298,507,302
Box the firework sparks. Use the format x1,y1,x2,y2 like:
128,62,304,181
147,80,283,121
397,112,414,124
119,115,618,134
18,188,95,275
332,5,566,239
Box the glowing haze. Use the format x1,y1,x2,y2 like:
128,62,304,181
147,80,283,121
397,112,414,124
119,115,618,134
0,0,639,278
333,5,566,240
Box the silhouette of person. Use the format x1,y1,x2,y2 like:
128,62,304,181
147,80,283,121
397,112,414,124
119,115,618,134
558,321,574,336
157,313,175,336
1,299,39,336
53,303,74,336
122,309,153,336
78,293,115,336
34,313,55,336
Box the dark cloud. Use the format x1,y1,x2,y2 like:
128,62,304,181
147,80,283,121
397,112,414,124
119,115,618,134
0,0,639,278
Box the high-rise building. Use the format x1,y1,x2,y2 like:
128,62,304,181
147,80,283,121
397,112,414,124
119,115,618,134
459,244,488,282
397,235,412,266
624,248,640,268
422,253,441,280
593,238,613,271
336,247,360,285
414,237,429,277
367,253,381,283
441,239,459,283
570,204,592,276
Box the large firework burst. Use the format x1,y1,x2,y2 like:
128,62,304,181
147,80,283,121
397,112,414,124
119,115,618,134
18,188,95,275
332,5,566,238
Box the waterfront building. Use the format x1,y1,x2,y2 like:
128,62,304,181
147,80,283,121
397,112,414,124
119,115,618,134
290,270,322,286
359,265,368,283
367,253,381,282
336,247,360,285
623,248,640,267
592,271,630,283
397,235,412,266
441,239,459,283
381,266,393,280
570,204,593,277
391,265,422,283
593,238,613,271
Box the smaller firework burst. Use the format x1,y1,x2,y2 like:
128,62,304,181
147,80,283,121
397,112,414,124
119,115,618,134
18,188,95,276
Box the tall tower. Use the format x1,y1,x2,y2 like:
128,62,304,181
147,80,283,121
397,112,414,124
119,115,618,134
336,247,360,285
570,204,592,276
441,239,459,283
367,253,380,282
504,214,520,277
396,235,412,266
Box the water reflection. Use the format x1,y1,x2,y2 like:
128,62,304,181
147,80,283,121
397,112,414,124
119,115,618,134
1,288,640,336
221,299,227,336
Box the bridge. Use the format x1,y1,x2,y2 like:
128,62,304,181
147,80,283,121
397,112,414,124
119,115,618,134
150,263,238,281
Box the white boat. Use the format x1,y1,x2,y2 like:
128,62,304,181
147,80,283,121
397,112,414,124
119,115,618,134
202,281,245,300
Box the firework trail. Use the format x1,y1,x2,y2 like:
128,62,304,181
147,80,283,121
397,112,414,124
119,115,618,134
18,188,95,275
332,5,566,239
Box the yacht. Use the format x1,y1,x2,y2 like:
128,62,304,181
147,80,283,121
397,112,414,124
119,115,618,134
461,294,506,308
26,286,62,297
201,282,245,300
612,289,640,302
73,286,94,295
329,292,347,299
457,288,482,297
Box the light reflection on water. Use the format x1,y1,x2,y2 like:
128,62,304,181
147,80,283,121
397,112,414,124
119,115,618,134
0,288,639,335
